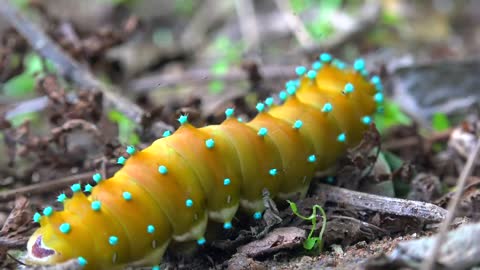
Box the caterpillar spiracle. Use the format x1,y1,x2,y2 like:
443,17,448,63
26,53,383,270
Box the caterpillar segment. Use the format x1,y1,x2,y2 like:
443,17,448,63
26,54,382,269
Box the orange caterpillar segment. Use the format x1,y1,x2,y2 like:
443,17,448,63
26,54,383,270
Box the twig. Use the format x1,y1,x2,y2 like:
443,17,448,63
234,0,260,54
129,65,297,93
0,1,172,135
273,0,314,48
315,183,447,223
420,140,480,270
0,167,118,202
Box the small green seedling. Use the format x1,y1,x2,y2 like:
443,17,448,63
287,200,327,252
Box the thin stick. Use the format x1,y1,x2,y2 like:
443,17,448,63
316,183,447,223
0,167,118,202
129,65,297,93
420,140,480,270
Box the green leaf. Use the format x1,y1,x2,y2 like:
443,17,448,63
208,80,225,94
431,112,450,132
9,112,39,127
24,53,45,75
287,200,298,214
374,99,412,133
210,60,229,75
303,237,318,250
107,110,139,145
3,72,36,97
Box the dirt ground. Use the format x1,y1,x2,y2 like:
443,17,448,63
1,1,480,270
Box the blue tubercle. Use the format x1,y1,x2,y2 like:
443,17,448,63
362,116,372,125
306,70,317,79
57,193,67,203
343,83,354,94
205,138,215,149
256,102,265,113
92,173,102,183
269,168,277,176
158,165,168,175
374,93,383,103
91,201,101,211
257,127,268,137
147,225,155,234
185,199,193,208
59,223,71,234
332,59,346,69
71,183,81,193
295,66,307,76
117,156,126,165
152,266,160,270
337,133,346,143
33,212,41,223
285,79,300,89
353,58,365,71
361,69,369,77
253,211,262,220
109,236,118,246
293,120,303,129
320,53,332,62
197,237,206,245
286,85,297,96
279,91,288,101
225,108,235,118
84,184,93,193
312,61,322,70
77,257,88,267
43,206,53,217
223,178,231,186
126,145,136,155
265,97,274,107
321,103,333,113
223,222,232,229
308,154,316,163
177,115,188,125
370,75,381,85
237,117,243,123
162,130,171,138
122,192,132,201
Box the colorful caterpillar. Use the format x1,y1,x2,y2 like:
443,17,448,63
25,53,383,270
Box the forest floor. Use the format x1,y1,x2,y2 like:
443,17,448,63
1,1,480,269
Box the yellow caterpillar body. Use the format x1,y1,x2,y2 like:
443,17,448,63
26,54,383,270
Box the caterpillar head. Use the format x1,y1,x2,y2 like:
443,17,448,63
26,229,64,265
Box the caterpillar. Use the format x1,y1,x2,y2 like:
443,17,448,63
25,53,383,270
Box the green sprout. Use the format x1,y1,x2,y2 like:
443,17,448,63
431,112,450,132
287,200,327,251
107,110,140,145
374,99,412,133
3,52,55,98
